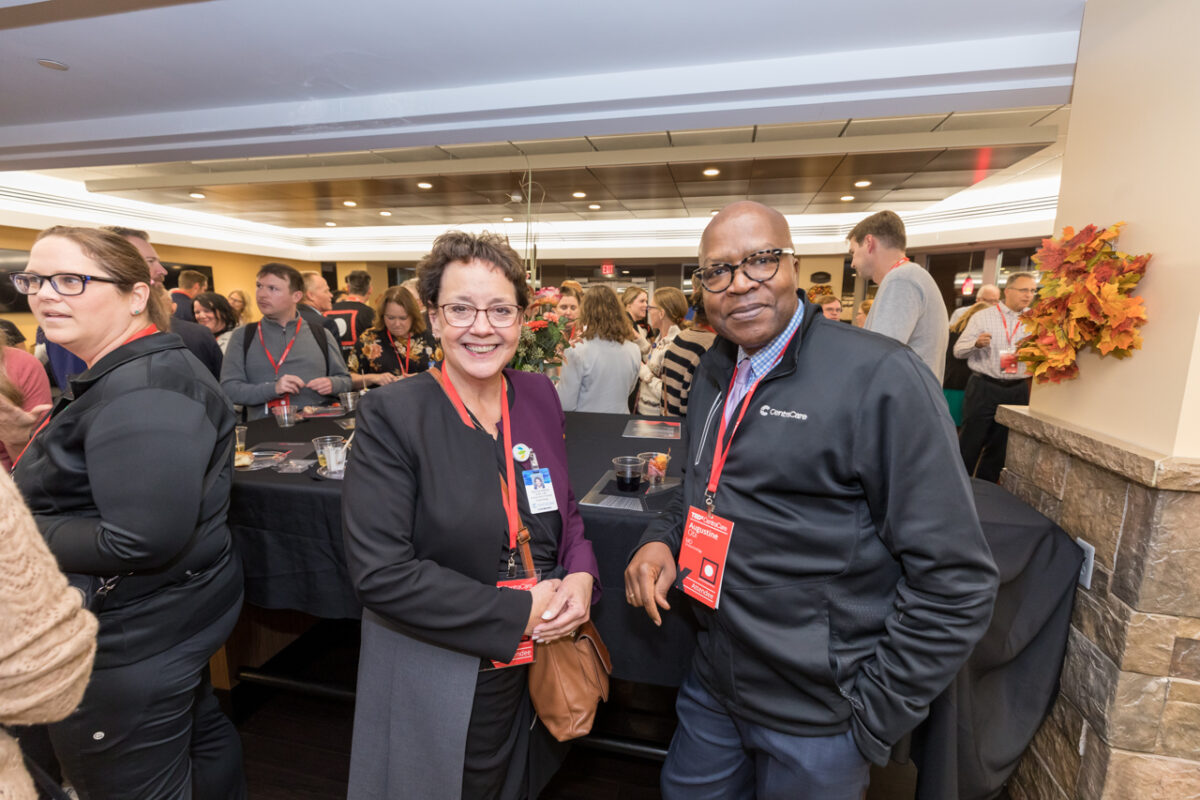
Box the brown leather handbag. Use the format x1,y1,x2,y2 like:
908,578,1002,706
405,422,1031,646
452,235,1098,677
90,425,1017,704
517,533,613,742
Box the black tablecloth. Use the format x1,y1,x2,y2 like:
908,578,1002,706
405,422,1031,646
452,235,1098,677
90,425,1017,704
229,411,698,685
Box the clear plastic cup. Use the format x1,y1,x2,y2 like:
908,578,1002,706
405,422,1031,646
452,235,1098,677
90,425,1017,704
235,425,248,452
312,436,345,469
338,391,360,411
638,452,671,485
322,442,348,477
612,455,647,493
272,404,298,427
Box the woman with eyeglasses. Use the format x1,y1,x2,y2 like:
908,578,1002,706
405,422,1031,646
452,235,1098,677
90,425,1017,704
347,285,436,388
341,230,599,800
635,287,689,416
9,227,246,800
192,291,240,353
556,285,642,414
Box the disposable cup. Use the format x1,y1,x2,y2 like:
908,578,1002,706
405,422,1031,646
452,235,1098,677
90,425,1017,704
312,436,345,469
612,455,646,493
339,391,360,411
638,452,671,484
235,425,248,452
272,404,298,427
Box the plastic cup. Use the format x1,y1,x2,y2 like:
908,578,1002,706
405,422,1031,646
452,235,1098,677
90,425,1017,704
272,404,298,427
638,452,671,485
339,391,359,411
312,436,344,469
235,425,248,452
322,442,348,478
612,455,646,493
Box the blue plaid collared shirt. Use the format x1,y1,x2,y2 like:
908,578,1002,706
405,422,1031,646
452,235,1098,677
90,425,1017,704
736,301,805,380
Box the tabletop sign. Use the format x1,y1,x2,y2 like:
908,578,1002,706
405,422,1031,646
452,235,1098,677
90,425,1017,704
490,575,537,669
622,420,681,440
677,506,733,609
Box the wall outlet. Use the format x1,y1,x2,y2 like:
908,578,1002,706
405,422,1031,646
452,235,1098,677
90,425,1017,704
1076,538,1095,589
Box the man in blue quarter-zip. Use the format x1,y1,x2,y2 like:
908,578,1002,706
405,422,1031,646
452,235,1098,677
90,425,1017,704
625,201,998,800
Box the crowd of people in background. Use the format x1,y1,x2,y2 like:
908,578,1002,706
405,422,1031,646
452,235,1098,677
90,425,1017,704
0,205,1033,798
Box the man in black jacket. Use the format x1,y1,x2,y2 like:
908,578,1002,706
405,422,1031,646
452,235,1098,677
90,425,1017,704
626,201,998,799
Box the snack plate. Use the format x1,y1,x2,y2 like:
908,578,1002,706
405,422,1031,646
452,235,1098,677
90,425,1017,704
301,406,346,419
235,450,289,471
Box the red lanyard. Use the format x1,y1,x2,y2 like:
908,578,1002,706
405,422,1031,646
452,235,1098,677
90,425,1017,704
386,329,411,374
997,306,1018,346
886,257,910,274
11,324,158,471
440,370,520,550
258,316,302,375
704,328,798,512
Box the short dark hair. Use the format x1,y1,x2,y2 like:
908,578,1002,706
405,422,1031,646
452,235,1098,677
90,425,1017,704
346,270,372,296
416,231,530,310
101,225,150,242
1005,272,1037,286
258,262,304,294
178,269,207,291
847,210,907,251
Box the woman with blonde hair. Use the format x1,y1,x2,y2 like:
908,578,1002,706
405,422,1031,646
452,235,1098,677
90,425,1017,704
557,285,641,413
635,286,688,415
225,288,248,323
943,300,992,425
621,285,652,357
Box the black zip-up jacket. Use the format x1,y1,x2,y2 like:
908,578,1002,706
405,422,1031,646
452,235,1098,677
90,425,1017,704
637,295,998,765
13,332,242,668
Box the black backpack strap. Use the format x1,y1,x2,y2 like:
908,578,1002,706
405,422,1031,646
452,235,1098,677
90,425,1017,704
310,318,331,373
241,321,259,360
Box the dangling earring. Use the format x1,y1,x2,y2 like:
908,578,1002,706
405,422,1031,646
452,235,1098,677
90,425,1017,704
433,340,443,362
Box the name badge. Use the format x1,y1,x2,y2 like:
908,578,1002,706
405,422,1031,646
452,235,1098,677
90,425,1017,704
491,575,537,669
999,348,1019,375
522,468,558,514
677,506,734,609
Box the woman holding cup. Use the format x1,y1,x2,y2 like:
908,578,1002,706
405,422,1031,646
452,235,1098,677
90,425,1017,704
342,230,600,799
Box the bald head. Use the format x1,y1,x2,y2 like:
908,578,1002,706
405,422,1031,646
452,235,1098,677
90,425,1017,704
976,284,1000,305
700,201,793,258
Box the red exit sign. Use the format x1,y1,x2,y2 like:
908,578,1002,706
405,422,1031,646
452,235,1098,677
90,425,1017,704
601,262,615,276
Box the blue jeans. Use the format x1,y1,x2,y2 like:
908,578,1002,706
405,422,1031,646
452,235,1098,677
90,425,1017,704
661,672,871,800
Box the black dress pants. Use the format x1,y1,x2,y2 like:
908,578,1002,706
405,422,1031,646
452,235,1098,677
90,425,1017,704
48,598,246,800
958,374,1030,482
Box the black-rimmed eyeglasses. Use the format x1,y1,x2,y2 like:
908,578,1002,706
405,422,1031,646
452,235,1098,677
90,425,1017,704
10,272,125,296
693,248,794,293
437,303,522,328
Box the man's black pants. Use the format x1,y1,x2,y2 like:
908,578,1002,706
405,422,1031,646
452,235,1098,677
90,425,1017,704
958,373,1030,482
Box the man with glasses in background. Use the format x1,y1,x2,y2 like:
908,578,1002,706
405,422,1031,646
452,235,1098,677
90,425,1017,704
953,272,1038,481
626,201,997,799
220,262,350,420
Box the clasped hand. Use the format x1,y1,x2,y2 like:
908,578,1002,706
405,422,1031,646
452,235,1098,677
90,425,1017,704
526,572,593,643
274,374,335,395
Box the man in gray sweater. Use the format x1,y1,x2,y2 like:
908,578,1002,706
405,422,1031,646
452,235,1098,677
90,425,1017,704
848,211,948,381
221,262,351,420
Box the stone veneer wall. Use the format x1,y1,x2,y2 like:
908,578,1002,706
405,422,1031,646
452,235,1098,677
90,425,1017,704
996,406,1200,800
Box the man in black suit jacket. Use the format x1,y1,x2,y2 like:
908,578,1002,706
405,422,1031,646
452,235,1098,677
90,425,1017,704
300,270,342,340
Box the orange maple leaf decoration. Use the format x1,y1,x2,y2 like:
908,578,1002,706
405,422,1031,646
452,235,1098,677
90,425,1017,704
1017,222,1151,384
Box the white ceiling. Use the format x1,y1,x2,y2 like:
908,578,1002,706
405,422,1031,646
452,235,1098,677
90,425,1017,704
0,0,1086,169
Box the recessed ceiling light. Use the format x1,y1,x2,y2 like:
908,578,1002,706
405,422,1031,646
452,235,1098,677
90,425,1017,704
325,221,337,227
572,191,587,198
702,168,720,177
840,195,856,202
379,210,392,217
417,182,433,189
588,203,601,210
36,59,68,71
854,180,872,188
710,210,720,216
343,200,357,207
188,191,206,199
503,216,514,222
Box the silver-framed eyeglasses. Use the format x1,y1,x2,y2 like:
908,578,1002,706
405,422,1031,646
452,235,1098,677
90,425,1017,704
694,248,795,293
437,303,522,328
10,272,124,296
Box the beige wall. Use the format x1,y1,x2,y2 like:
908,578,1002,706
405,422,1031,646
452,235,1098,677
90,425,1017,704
1029,0,1200,457
334,262,390,308
796,255,848,320
0,224,322,345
